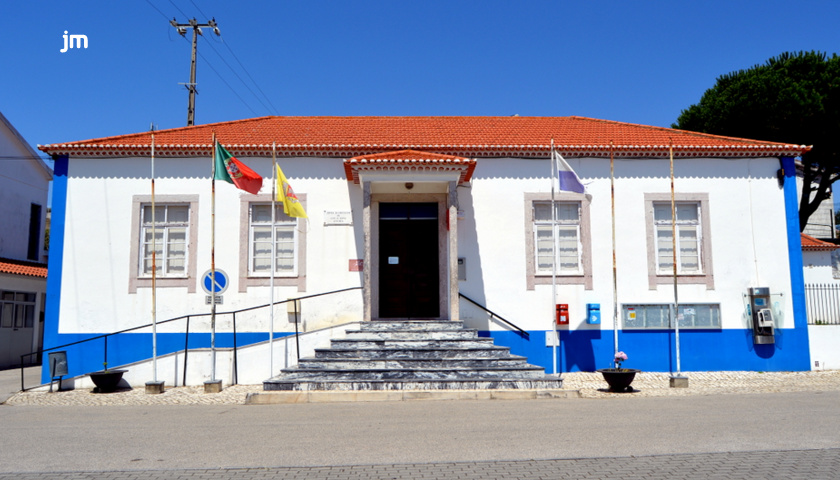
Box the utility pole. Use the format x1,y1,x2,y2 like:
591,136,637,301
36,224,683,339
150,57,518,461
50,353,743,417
170,18,220,126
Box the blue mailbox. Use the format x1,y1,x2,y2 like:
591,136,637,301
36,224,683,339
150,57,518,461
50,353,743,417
586,303,601,324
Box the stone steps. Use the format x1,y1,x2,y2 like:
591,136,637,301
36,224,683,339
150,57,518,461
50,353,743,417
294,357,530,370
328,338,500,349
277,367,546,381
314,347,512,359
264,320,562,392
264,378,565,392
365,320,466,331
343,330,480,340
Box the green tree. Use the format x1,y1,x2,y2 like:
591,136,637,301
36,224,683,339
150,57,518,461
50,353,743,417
674,51,840,231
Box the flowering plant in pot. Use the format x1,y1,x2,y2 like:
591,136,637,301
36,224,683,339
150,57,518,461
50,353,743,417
597,351,639,392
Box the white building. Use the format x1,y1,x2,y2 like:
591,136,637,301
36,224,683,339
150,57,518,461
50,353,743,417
0,111,51,369
38,116,813,383
796,172,835,239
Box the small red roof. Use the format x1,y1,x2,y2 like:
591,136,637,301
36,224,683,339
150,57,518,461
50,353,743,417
801,233,840,251
0,258,48,278
38,116,811,159
344,150,476,184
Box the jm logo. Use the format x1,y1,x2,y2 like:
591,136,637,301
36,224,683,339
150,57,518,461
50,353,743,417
60,31,88,53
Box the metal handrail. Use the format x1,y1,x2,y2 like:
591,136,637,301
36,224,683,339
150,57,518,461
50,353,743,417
458,292,529,339
20,286,362,391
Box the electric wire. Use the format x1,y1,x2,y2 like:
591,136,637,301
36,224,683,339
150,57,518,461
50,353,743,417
167,0,190,20
144,0,269,120
144,0,170,21
170,0,279,115
192,39,260,118
217,37,281,115
200,36,277,116
187,0,210,21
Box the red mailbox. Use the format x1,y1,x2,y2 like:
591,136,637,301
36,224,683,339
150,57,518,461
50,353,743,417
556,304,569,325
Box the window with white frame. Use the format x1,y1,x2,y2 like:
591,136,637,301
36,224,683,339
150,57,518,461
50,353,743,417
140,204,189,277
249,203,298,276
623,303,721,330
533,201,582,275
653,202,702,274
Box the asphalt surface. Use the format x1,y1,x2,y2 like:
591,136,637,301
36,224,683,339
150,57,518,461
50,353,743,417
0,366,36,404
2,390,839,478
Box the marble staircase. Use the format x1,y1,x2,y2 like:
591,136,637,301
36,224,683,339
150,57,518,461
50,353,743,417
263,320,563,391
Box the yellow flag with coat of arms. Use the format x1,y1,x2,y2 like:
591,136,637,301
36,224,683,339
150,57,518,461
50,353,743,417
275,164,307,218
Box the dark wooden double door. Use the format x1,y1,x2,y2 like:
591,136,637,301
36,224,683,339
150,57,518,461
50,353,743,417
379,203,440,318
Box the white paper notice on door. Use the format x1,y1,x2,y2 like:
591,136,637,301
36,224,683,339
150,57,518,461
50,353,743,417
388,257,399,264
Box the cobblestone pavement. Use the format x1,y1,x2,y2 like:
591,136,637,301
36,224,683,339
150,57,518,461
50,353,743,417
1,449,837,479
5,370,840,406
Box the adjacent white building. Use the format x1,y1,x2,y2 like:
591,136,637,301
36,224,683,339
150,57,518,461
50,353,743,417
38,116,813,382
0,111,51,369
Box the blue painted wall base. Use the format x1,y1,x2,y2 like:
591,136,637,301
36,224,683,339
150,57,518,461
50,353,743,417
40,332,292,384
480,328,811,373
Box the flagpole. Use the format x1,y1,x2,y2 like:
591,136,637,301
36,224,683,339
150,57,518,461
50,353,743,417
270,143,277,378
151,133,158,383
670,141,682,377
210,133,218,383
550,140,558,375
610,141,619,358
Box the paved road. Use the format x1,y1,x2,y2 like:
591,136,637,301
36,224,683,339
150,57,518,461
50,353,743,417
2,391,839,478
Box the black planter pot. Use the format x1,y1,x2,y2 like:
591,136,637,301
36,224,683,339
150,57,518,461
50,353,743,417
597,368,640,392
89,369,127,393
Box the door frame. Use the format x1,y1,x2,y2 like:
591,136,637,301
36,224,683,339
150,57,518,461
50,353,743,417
377,201,441,319
368,192,450,320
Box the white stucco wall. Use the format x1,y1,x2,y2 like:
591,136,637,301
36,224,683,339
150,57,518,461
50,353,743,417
802,250,838,283
58,155,364,335
460,156,793,332
809,325,840,370
55,153,793,341
0,114,51,262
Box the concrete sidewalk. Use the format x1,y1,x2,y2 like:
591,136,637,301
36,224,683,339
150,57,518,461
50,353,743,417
5,370,840,406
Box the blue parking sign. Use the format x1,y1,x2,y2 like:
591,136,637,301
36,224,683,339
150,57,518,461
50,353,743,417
201,269,229,294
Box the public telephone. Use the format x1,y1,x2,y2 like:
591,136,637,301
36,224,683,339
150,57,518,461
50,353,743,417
748,287,775,345
555,304,569,325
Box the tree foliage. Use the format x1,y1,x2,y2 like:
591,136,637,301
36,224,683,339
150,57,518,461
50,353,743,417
673,51,840,232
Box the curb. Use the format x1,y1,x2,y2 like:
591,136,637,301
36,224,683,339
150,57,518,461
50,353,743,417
245,388,582,404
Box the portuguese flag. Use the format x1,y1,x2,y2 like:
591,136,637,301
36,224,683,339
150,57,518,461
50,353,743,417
214,142,263,194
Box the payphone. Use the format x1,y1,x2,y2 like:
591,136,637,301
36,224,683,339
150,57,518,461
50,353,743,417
748,287,775,345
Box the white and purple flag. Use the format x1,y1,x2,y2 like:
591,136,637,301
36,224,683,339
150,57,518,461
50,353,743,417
553,149,586,194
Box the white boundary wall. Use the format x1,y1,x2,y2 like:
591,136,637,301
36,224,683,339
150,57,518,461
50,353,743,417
809,325,840,370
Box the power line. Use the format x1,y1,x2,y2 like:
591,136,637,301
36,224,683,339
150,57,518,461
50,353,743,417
187,0,210,20
217,36,280,115
147,1,274,121
144,0,170,21
200,36,277,115
167,0,190,20
194,46,260,118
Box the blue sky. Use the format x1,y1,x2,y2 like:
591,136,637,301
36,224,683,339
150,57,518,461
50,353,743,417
2,1,839,157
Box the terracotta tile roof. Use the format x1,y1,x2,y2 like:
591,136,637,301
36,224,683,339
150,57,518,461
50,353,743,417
801,233,840,251
38,116,811,158
0,258,48,278
344,150,476,184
